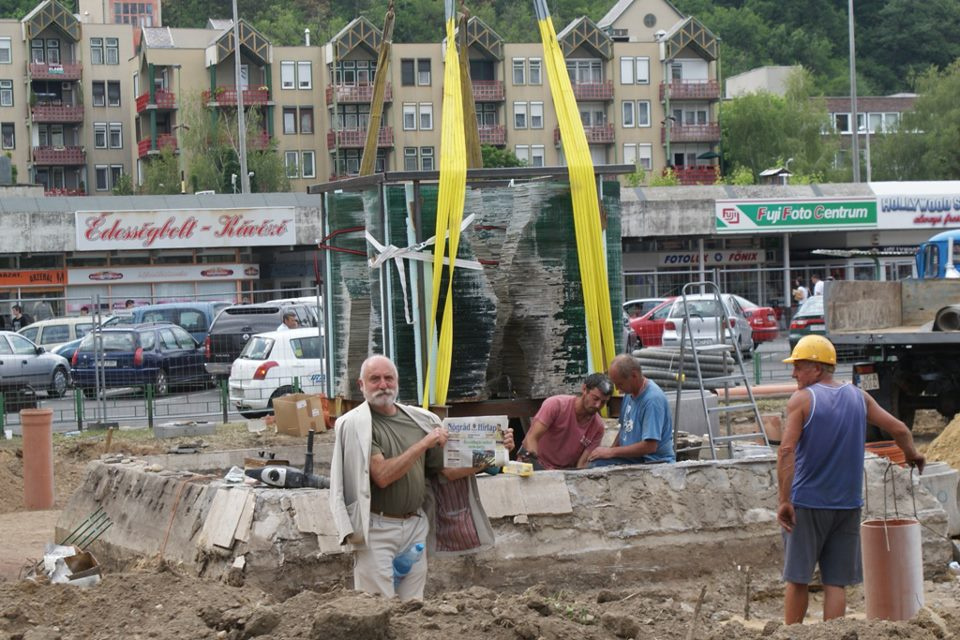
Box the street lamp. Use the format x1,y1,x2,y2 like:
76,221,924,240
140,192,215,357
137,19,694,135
858,123,872,182
848,0,861,183
171,64,185,192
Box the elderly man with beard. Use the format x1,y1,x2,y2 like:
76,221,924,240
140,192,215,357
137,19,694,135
329,355,514,600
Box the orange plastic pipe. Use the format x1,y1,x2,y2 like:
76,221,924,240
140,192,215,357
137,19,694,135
861,518,924,620
20,408,54,510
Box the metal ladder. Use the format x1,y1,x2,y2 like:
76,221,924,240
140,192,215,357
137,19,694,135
672,281,770,460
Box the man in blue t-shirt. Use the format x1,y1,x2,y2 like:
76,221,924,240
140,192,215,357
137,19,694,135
588,354,675,467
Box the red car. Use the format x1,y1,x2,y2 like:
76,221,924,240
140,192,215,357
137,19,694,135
627,297,676,350
732,295,779,344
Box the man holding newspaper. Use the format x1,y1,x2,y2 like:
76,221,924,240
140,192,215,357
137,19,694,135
329,355,514,600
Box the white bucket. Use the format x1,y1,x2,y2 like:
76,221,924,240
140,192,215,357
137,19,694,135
918,463,960,536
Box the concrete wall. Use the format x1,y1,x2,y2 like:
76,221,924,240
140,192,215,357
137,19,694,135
56,455,951,598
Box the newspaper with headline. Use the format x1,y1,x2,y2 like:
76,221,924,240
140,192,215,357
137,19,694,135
442,415,510,468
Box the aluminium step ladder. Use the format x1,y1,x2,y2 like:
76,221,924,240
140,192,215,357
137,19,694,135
672,281,770,460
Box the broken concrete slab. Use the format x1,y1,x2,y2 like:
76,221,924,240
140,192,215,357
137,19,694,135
153,421,218,439
477,471,572,518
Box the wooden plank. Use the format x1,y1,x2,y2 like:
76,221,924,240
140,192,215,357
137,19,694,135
234,491,257,543
199,487,250,550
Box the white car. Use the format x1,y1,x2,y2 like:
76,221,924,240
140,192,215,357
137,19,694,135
660,294,753,356
228,327,326,418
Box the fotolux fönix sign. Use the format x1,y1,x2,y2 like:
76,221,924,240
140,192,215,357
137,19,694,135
75,208,296,250
715,198,877,234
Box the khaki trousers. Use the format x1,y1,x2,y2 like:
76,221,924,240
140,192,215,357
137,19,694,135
353,510,429,600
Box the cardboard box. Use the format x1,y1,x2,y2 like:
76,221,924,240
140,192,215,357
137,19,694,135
272,393,313,437
305,394,330,431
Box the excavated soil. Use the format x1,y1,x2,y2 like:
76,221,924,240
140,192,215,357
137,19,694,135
1,422,959,639
925,414,960,471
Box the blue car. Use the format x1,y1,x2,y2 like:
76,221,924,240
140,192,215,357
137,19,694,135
71,323,209,397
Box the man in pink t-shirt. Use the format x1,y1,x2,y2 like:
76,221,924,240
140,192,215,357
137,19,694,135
517,373,613,470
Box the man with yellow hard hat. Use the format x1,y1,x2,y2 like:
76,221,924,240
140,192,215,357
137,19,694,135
777,335,924,625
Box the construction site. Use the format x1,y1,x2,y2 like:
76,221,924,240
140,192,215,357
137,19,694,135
2,0,960,637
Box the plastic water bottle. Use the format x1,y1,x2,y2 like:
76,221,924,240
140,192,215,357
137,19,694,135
392,543,425,588
949,561,960,576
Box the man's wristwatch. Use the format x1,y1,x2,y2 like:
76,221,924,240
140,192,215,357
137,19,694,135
517,446,538,461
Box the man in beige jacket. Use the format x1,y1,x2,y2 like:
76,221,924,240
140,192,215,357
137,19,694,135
329,355,513,600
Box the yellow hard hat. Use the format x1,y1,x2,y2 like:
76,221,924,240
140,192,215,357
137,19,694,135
783,335,837,366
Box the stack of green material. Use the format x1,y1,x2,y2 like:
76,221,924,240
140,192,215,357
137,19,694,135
323,178,623,404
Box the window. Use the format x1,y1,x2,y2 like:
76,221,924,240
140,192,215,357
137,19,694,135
94,123,107,148
90,38,104,65
403,103,416,130
32,39,44,63
284,151,299,178
417,58,431,85
107,81,121,107
400,59,415,86
529,58,542,85
0,38,10,64
109,122,122,148
95,165,109,191
302,151,315,178
92,81,105,107
476,103,498,127
420,146,434,170
622,101,634,127
530,102,543,129
514,145,529,165
531,145,544,167
299,107,313,134
624,143,653,170
567,59,602,84
297,61,312,89
637,100,650,127
512,58,525,85
620,57,649,84
281,61,295,89
1,123,13,149
133,72,139,97
636,58,650,84
105,38,119,64
283,107,297,134
834,113,851,134
110,165,123,189
404,147,418,170
46,39,60,64
0,80,11,107
513,102,527,129
418,103,433,130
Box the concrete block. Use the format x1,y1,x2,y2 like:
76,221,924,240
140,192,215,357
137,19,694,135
478,471,572,519
153,421,217,439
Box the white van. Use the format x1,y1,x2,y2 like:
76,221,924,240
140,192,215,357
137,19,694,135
18,317,97,351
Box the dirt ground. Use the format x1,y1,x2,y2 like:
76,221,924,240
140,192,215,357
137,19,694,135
0,416,958,640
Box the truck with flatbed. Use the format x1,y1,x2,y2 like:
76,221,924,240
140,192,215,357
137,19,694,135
824,229,960,438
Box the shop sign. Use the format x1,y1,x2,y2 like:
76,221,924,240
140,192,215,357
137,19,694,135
872,182,960,229
67,264,260,285
0,269,66,287
656,250,766,266
75,208,296,250
715,198,877,233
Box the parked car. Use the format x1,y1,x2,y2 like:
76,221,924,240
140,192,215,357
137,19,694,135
18,317,96,353
626,297,676,350
660,294,753,355
204,302,320,376
788,295,825,349
131,302,231,344
51,313,133,363
0,331,71,397
228,327,326,418
622,298,667,352
730,295,780,345
71,323,208,396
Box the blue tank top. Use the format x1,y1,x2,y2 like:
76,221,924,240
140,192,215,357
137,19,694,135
792,383,867,509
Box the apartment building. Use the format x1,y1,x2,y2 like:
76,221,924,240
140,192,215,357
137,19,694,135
0,0,721,195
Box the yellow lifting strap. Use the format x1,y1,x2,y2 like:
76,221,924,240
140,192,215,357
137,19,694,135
534,0,616,374
422,4,468,408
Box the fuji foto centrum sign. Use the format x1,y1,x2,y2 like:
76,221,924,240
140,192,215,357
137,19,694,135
715,198,877,234
75,207,296,250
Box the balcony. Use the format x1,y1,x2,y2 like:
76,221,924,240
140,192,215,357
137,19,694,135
477,124,505,145
202,87,270,106
31,104,83,123
660,80,721,101
554,123,615,145
672,165,721,186
325,83,393,105
32,146,85,165
472,80,504,101
137,134,177,158
326,126,394,149
571,80,614,101
29,62,82,81
44,188,86,197
136,89,177,113
662,123,721,143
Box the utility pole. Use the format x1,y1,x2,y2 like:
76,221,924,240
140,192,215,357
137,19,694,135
848,0,860,183
232,0,250,193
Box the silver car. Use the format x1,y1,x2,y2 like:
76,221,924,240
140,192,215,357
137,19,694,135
0,331,71,397
660,294,753,355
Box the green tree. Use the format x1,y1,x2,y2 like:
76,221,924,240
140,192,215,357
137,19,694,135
111,173,134,195
141,147,181,194
481,144,521,168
